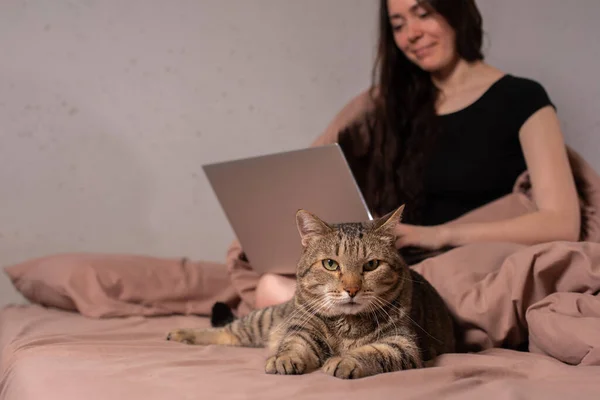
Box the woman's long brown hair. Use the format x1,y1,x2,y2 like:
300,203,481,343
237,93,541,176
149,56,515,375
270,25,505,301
339,0,484,224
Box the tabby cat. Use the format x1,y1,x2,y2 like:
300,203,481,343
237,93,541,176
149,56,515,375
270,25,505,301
166,205,456,379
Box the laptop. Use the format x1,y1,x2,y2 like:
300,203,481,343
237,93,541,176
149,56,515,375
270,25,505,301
202,143,373,275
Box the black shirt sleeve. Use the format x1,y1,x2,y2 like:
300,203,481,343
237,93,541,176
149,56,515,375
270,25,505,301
508,77,555,130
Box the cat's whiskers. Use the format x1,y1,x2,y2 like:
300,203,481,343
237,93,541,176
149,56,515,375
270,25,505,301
279,298,335,354
294,298,329,330
397,275,425,284
365,302,382,342
368,296,402,338
327,291,372,315
373,296,443,344
280,297,329,333
269,296,324,338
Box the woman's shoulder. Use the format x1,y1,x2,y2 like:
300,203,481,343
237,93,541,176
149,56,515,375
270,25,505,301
494,74,553,104
485,73,555,125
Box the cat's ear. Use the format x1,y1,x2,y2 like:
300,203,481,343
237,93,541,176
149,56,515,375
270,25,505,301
373,204,405,236
296,209,332,247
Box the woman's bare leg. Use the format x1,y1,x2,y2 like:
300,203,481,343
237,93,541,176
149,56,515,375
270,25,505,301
255,273,296,309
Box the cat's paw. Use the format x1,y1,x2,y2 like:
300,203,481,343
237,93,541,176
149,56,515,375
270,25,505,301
322,356,365,379
166,329,196,344
265,353,307,375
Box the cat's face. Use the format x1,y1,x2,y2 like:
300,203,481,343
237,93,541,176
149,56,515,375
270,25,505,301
295,206,408,317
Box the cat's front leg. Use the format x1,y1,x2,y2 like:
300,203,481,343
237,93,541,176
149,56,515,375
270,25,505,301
265,325,329,375
265,351,311,375
322,337,422,379
166,303,292,347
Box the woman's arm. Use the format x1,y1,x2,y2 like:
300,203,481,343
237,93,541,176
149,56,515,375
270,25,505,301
396,106,581,249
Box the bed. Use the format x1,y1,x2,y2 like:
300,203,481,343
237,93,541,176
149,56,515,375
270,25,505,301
2,303,600,400
2,241,600,400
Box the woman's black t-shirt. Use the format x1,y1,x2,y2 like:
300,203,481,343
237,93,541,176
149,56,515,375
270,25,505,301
420,74,555,226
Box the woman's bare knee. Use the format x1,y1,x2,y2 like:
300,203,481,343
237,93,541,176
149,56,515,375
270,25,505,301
255,273,296,309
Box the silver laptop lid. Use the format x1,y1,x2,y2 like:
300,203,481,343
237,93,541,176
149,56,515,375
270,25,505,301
203,143,372,275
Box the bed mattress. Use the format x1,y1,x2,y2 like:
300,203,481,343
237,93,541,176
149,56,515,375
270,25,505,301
2,304,600,400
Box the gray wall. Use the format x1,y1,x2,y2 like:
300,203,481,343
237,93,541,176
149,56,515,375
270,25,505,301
0,0,378,306
1,1,599,307
478,0,600,171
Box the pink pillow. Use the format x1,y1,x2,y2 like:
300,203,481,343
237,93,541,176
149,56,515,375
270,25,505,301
3,253,237,318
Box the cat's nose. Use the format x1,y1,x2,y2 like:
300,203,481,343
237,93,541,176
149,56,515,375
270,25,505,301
344,286,360,298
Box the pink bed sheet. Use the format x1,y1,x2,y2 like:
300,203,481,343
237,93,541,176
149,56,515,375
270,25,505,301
1,304,600,400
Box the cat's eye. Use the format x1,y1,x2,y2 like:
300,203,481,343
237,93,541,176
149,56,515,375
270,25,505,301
363,260,380,272
322,259,339,271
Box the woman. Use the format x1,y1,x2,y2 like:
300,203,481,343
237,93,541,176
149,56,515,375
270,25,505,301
254,0,581,308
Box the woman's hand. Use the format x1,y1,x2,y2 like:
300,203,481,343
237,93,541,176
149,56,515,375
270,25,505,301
394,223,450,250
